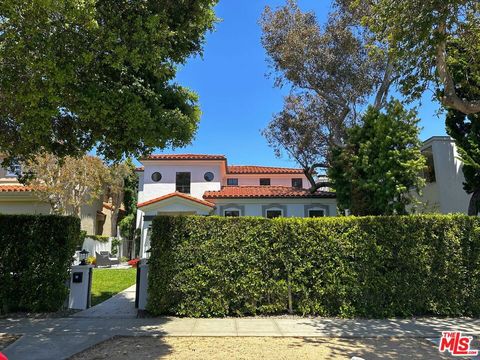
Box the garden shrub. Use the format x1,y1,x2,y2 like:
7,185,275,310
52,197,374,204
0,215,80,313
147,215,480,318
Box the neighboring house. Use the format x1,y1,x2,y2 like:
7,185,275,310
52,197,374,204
413,136,470,214
0,158,117,237
136,154,337,257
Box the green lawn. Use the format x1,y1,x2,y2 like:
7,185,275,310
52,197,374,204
91,268,137,306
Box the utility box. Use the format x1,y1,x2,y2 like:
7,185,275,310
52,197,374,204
137,260,149,310
69,265,93,310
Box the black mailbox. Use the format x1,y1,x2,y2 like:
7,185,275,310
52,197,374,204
72,272,83,283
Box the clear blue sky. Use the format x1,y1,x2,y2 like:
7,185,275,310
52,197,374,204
155,0,447,168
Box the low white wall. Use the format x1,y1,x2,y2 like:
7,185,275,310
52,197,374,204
82,237,112,257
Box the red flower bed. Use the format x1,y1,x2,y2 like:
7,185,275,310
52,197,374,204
127,258,141,268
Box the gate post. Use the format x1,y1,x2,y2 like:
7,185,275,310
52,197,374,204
138,259,149,310
68,265,93,310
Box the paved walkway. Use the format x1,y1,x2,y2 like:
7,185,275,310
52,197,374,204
2,286,480,359
72,285,137,319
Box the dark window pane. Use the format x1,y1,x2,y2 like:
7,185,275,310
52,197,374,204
176,172,191,193
423,148,436,183
224,210,240,217
151,172,162,182
266,210,282,219
260,178,270,186
204,172,214,182
309,210,325,218
292,178,303,188
227,178,238,186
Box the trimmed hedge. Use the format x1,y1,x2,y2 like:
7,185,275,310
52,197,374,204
0,215,80,313
147,215,480,318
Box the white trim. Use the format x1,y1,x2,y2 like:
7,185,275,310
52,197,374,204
265,207,283,218
308,207,325,217
223,208,241,217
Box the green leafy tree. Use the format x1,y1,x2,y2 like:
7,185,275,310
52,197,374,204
329,100,426,215
445,39,480,214
118,158,139,259
260,1,392,191
348,0,480,114
0,0,218,164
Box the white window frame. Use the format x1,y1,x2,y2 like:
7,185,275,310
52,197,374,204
265,208,283,219
308,208,326,218
223,208,241,217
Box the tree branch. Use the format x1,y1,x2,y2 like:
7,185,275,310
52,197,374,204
436,20,480,114
373,59,394,110
303,165,331,193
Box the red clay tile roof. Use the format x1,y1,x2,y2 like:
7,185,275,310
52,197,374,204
138,192,215,208
135,167,144,172
0,185,33,192
203,186,335,199
142,154,226,161
227,165,304,174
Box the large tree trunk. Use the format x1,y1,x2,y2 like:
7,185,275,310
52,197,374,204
468,190,480,216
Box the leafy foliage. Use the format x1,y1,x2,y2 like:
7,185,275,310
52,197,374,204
147,215,480,318
352,0,480,113
0,0,218,162
118,159,139,258
260,0,390,190
23,154,108,216
0,215,80,313
329,100,425,215
445,39,480,214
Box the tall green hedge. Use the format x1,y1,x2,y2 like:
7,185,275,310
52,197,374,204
0,215,80,313
148,215,480,318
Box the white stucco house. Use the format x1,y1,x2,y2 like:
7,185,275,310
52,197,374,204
413,136,470,214
135,154,337,257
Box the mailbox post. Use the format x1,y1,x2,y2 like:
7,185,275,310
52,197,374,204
69,264,93,310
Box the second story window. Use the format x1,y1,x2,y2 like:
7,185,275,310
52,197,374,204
292,178,303,188
422,148,436,183
176,172,191,193
227,178,238,186
259,178,270,186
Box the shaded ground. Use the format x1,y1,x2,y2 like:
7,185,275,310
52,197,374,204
0,334,20,351
69,336,450,360
91,268,136,306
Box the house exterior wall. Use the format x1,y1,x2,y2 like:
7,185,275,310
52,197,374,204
0,200,51,215
413,137,470,214
213,198,337,217
139,160,223,203
226,174,308,187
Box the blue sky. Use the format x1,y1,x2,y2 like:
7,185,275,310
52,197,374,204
157,0,446,168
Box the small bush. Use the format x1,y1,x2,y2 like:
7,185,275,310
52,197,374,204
0,215,80,313
147,215,480,318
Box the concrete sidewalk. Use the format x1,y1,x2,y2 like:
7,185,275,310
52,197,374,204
2,284,480,359
3,317,480,359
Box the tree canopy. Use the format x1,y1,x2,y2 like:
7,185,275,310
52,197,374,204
0,0,218,163
352,0,480,114
445,39,480,214
260,0,391,190
329,100,426,216
24,154,108,216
